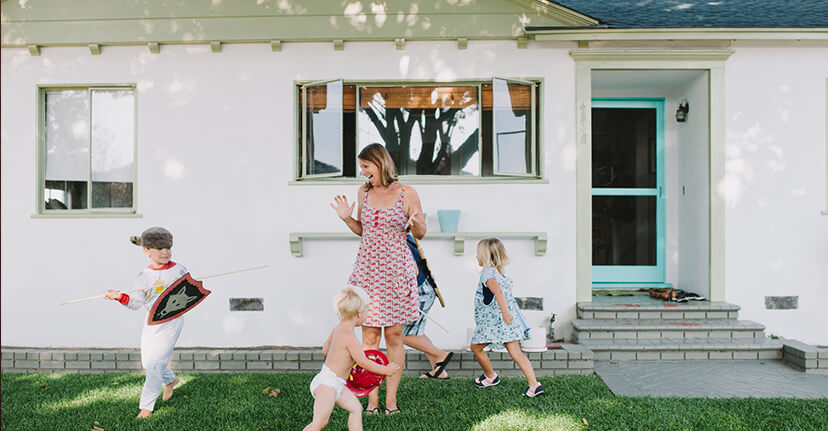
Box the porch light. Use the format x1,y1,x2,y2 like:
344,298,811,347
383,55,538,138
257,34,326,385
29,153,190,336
676,99,690,122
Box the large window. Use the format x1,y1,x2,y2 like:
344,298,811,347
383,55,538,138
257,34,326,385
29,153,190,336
297,79,540,180
38,86,136,213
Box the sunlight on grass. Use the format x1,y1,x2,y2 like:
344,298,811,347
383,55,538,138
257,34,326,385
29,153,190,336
44,383,142,410
44,376,191,410
471,408,584,431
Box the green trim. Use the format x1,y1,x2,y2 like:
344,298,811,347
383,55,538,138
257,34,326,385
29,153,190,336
289,177,549,185
572,48,730,303
1,0,596,48
31,212,143,219
289,231,546,257
36,84,138,216
570,49,735,63
296,78,544,181
531,28,828,41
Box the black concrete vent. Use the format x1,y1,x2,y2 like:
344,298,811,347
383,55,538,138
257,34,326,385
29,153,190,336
515,297,543,311
764,296,798,310
230,298,264,311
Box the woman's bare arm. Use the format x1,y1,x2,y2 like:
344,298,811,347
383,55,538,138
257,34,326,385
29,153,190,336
403,185,427,239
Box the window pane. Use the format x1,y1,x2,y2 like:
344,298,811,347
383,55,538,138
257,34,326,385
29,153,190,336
45,90,89,209
305,81,343,175
592,196,657,266
91,90,134,208
492,79,532,175
45,180,87,210
358,86,480,176
592,108,656,188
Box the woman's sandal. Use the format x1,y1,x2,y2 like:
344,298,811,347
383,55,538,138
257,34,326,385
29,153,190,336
421,352,453,379
364,407,380,415
385,407,401,415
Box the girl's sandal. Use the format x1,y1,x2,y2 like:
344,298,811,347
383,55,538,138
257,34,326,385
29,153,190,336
522,383,545,398
385,407,401,415
473,373,500,388
364,407,380,415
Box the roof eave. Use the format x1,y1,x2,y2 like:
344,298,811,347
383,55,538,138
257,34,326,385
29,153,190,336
527,27,828,41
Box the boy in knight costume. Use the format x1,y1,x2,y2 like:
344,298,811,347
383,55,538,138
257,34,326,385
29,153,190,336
104,227,188,418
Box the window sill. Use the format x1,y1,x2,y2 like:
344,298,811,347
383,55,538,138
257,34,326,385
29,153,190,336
289,231,546,257
31,212,143,219
290,176,549,185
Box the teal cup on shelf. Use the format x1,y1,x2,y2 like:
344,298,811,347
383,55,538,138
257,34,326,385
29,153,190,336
437,209,461,233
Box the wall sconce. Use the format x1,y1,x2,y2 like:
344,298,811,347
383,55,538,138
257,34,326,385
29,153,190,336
676,99,690,122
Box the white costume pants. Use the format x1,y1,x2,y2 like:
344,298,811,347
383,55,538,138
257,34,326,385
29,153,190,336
139,318,183,411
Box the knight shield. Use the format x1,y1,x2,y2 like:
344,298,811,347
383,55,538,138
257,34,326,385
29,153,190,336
147,273,211,325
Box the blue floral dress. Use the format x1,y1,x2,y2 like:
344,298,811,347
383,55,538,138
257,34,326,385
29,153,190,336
471,267,530,347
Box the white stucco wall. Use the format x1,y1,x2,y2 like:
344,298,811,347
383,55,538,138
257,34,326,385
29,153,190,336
1,41,577,349
3,40,826,349
677,72,710,297
724,44,828,345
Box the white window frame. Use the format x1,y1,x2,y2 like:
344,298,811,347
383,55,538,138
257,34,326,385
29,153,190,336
35,84,138,216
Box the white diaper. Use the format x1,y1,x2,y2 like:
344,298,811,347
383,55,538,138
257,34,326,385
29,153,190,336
309,364,346,400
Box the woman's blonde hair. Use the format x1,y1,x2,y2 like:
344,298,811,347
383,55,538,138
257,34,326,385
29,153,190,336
358,143,398,190
333,285,370,320
477,238,510,271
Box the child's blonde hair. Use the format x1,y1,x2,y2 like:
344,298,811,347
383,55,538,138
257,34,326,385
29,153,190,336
477,238,510,271
333,285,370,320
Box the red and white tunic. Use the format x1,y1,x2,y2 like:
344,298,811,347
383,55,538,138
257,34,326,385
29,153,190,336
348,185,419,327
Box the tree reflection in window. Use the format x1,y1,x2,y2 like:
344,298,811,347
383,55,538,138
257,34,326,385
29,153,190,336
358,86,479,176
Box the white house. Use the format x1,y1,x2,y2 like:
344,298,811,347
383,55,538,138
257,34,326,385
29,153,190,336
2,0,826,354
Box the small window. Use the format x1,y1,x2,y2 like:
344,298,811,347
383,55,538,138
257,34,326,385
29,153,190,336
296,79,541,180
39,86,136,213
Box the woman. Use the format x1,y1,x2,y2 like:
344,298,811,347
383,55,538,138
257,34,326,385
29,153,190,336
331,143,425,415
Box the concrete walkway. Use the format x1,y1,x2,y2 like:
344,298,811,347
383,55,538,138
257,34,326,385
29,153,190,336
595,360,828,398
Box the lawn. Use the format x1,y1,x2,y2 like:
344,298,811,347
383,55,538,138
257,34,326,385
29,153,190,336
2,372,827,431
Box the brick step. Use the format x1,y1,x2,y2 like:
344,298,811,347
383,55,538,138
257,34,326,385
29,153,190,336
1,347,594,377
577,301,740,320
581,339,783,361
572,319,765,342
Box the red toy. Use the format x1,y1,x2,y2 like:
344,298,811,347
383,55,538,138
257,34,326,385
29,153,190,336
346,349,389,397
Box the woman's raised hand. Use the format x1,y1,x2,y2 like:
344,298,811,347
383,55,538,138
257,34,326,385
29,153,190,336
330,195,355,220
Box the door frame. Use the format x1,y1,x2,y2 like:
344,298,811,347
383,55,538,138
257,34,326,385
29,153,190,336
571,49,733,302
591,98,666,285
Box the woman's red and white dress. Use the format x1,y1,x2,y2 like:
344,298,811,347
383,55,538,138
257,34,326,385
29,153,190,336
348,185,419,327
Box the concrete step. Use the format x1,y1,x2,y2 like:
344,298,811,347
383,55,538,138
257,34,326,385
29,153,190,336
572,319,765,342
580,338,783,361
578,301,740,320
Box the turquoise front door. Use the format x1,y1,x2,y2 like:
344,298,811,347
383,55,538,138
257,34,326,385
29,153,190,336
591,99,665,285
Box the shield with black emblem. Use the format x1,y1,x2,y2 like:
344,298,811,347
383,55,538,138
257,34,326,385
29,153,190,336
147,273,211,325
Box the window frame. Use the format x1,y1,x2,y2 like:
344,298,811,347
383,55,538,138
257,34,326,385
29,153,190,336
293,78,545,183
35,84,139,216
492,77,537,177
301,78,344,179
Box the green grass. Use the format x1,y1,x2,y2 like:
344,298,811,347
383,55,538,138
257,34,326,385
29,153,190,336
2,373,827,431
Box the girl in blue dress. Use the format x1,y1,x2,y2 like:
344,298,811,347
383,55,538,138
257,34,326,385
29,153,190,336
469,238,544,397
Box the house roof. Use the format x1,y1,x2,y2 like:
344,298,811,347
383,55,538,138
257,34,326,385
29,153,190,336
546,0,828,29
